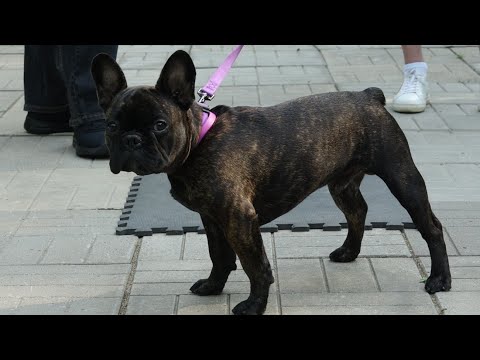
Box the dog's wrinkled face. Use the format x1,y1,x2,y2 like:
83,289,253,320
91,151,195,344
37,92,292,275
91,51,198,175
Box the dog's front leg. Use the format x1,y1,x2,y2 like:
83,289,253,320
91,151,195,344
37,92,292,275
190,215,237,296
223,204,274,315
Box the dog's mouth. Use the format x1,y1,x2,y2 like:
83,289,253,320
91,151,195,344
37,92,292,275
109,150,164,175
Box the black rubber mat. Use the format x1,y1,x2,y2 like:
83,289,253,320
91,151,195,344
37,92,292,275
116,174,415,236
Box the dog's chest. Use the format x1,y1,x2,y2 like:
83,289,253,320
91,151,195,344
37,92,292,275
168,178,204,213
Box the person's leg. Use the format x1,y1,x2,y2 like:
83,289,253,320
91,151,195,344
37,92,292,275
392,45,429,113
23,45,72,134
57,45,119,158
402,45,424,63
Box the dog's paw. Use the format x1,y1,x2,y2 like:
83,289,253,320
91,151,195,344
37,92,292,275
190,278,224,296
329,246,359,262
232,298,267,315
425,275,451,294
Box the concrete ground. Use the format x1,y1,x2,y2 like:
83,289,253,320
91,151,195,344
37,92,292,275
0,45,479,315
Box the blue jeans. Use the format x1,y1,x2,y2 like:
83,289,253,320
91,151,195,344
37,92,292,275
23,45,119,127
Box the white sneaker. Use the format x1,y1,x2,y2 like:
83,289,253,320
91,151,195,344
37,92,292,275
392,68,429,113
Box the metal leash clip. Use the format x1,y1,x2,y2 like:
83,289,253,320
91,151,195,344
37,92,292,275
197,89,215,104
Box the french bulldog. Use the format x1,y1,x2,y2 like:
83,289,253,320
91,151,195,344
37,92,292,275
91,50,451,315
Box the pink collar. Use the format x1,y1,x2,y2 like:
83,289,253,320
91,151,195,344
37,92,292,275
197,110,216,144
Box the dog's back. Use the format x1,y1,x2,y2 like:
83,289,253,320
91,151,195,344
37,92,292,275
182,87,403,223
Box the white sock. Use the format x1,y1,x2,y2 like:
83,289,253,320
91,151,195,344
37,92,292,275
403,62,428,78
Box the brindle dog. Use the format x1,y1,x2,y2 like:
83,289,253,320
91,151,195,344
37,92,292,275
91,50,451,315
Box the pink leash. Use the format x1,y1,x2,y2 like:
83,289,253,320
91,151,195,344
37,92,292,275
197,45,244,143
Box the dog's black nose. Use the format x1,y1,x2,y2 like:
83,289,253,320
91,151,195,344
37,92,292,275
123,134,143,150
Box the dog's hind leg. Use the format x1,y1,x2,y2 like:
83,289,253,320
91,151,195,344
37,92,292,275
376,156,451,294
328,172,368,262
190,215,238,296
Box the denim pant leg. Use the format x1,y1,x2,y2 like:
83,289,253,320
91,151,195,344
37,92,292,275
23,45,69,113
57,45,118,127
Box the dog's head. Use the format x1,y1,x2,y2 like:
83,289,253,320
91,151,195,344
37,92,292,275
91,50,201,175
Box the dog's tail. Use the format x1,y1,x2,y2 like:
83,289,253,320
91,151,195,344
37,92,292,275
364,87,386,106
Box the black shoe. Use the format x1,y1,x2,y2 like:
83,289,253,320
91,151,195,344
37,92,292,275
73,120,109,159
24,111,72,134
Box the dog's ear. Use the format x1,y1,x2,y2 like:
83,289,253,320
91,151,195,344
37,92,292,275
156,50,196,110
91,53,127,112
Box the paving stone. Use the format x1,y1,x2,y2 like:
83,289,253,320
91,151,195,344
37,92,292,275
309,84,337,94
415,164,456,188
0,269,128,285
182,233,209,260
442,115,480,130
177,294,228,315
323,258,378,292
430,93,480,104
4,79,22,90
435,292,480,315
0,91,21,112
445,226,480,255
126,295,176,315
277,259,327,293
370,258,424,291
131,282,194,296
283,304,437,315
22,210,121,226
23,231,92,263
445,164,480,187
134,268,249,283
274,229,409,258
85,235,137,264
12,296,121,315
0,98,24,140
432,103,467,117
0,263,130,275
13,297,70,315
420,256,480,292
136,259,215,271
281,292,437,315
0,236,52,264
66,297,122,315
0,134,9,148
459,104,480,115
329,64,402,84
410,145,476,164
0,264,130,304
137,234,183,262
0,69,23,82
438,83,472,93
405,229,459,256
387,111,420,130
14,225,113,237
411,109,449,130
0,297,21,314
0,169,51,211
0,210,25,235
0,285,124,298
257,66,332,85
255,49,324,66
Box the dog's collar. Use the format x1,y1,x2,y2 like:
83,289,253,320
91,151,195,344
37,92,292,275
197,108,216,144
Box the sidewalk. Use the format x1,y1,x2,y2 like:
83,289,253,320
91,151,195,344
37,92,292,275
1,45,479,315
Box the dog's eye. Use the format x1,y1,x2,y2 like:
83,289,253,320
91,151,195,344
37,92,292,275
154,120,168,132
107,122,118,132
